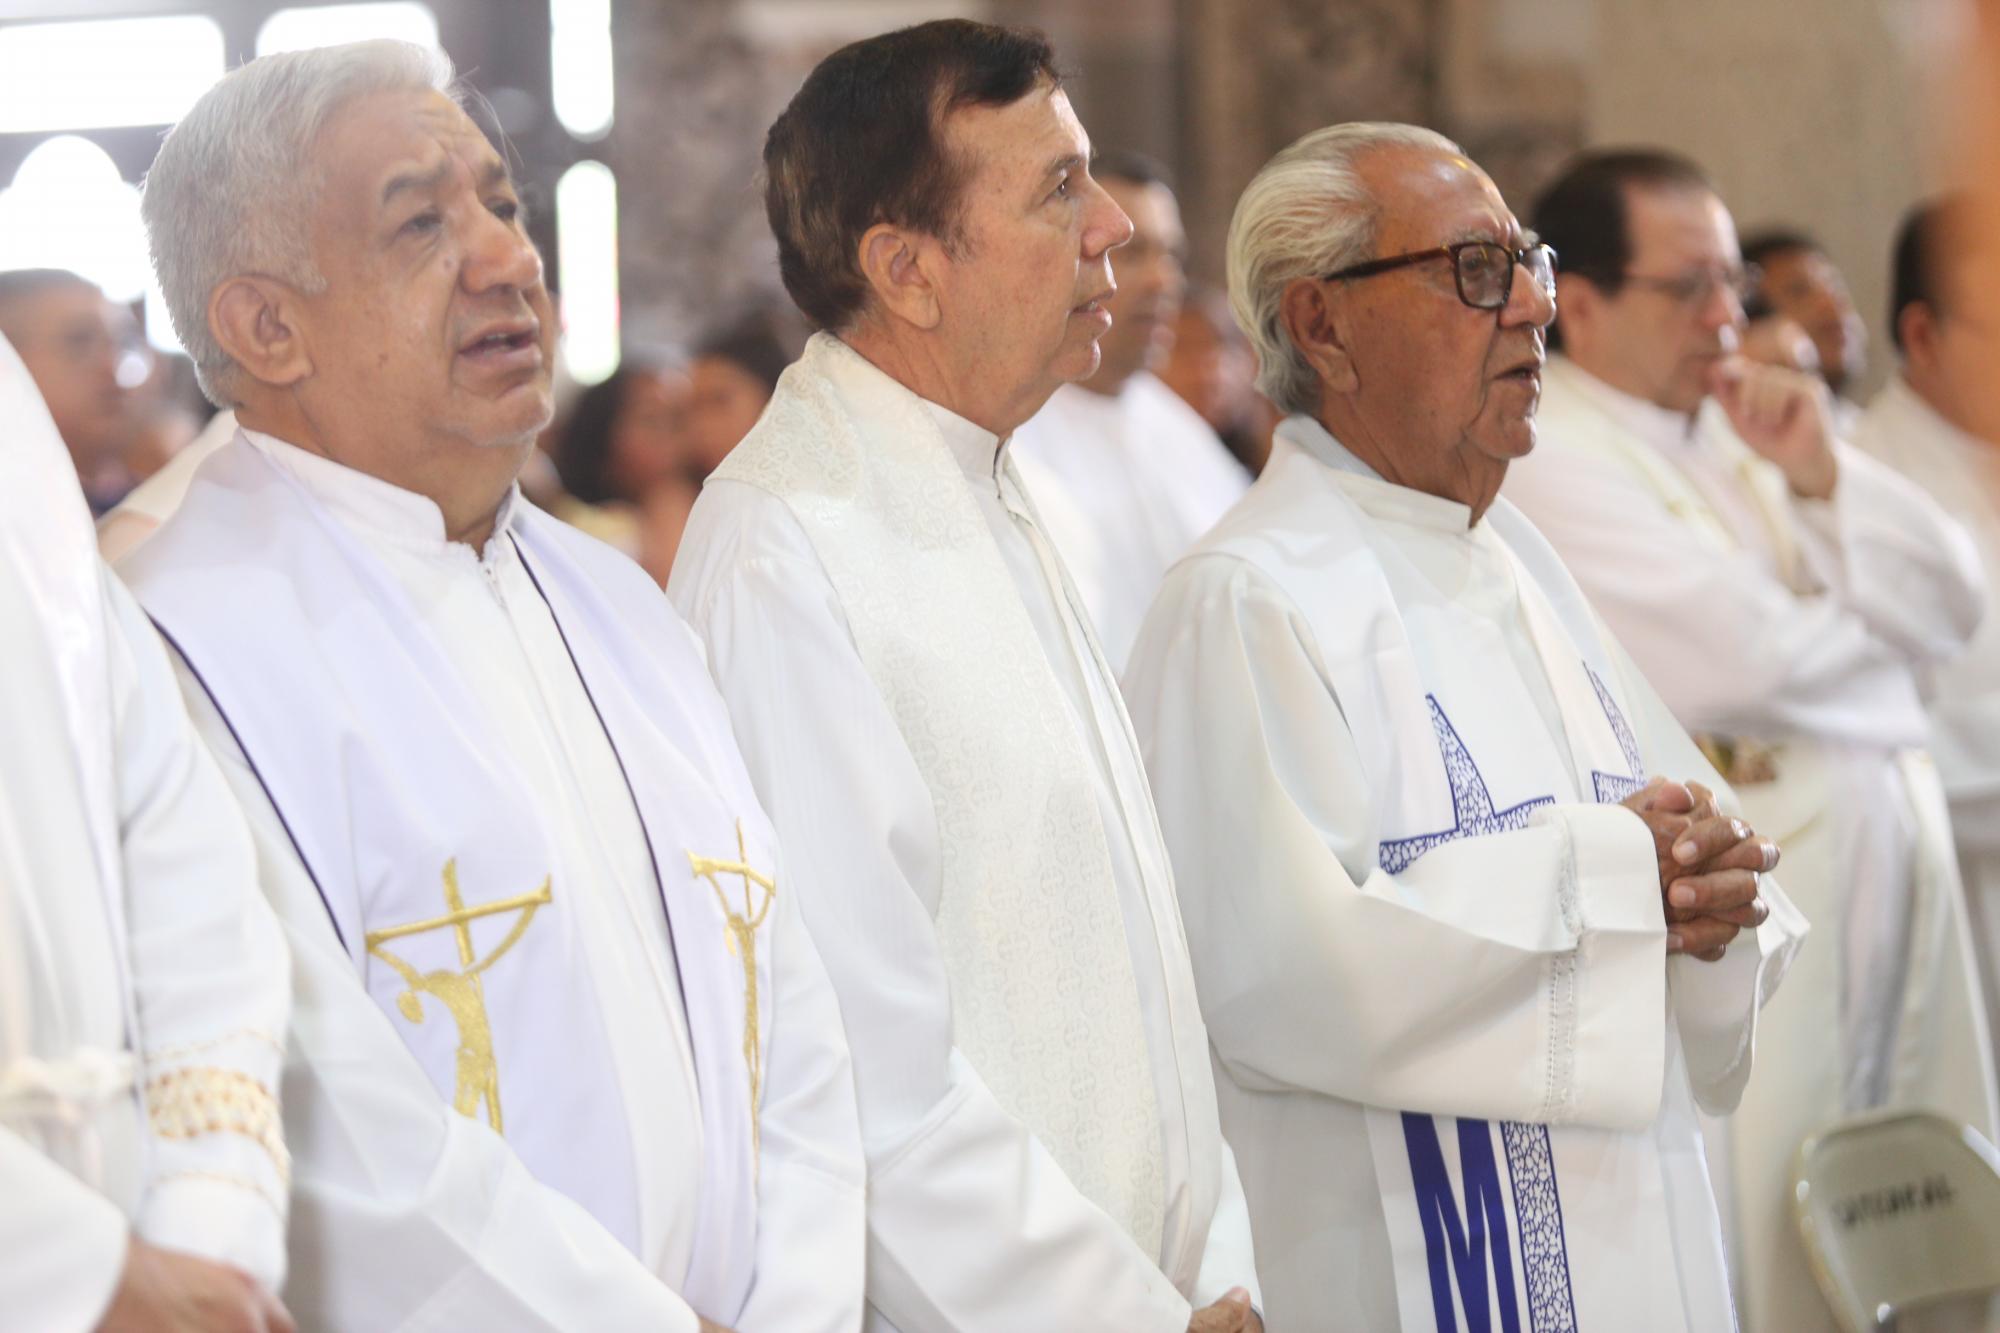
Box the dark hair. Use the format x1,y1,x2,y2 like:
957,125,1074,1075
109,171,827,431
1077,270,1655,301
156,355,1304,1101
553,359,666,506
762,19,1061,331
693,307,800,394
1889,194,1975,353
1091,147,1171,191
1740,228,1823,271
1531,150,1713,349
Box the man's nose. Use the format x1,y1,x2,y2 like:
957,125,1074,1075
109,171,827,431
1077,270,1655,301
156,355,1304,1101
1702,279,1745,334
1503,265,1556,330
1086,182,1135,259
462,209,543,294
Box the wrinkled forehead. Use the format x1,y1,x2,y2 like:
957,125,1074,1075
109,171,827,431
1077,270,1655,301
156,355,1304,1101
1364,146,1517,251
315,87,506,204
941,80,1080,186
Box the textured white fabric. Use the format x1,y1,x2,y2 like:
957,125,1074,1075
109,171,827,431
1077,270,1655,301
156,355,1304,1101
673,332,1258,1331
0,335,291,1326
1127,418,1803,1330
1010,375,1248,671
704,331,1163,1252
119,429,864,1332
1506,355,1998,1333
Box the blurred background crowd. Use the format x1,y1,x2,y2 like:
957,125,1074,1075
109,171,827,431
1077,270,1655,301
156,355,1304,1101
0,0,1972,586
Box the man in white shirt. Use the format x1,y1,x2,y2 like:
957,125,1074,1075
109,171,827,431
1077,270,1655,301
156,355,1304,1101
2,332,292,1332
1504,149,1996,1332
116,40,864,1332
1125,120,1803,1333
1009,152,1249,670
670,20,1261,1332
1851,193,2000,1062
1741,229,1870,428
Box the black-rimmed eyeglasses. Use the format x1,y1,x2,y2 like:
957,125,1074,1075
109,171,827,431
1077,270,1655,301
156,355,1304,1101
1322,241,1558,311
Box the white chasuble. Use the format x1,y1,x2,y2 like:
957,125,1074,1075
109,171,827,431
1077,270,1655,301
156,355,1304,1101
705,332,1167,1252
120,433,793,1324
1125,419,1804,1331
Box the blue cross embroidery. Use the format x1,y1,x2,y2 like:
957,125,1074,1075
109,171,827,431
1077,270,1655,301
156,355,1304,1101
1374,665,1642,1333
1377,698,1555,875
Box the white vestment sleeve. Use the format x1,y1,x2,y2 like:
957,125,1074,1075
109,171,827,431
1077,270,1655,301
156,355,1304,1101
163,655,705,1333
1791,443,1988,669
670,488,1193,1333
1124,557,1669,1132
0,1124,130,1331
1606,628,1809,1115
1504,433,1940,750
106,575,292,1291
733,870,868,1332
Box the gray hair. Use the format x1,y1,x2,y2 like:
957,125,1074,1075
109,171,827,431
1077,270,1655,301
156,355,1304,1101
1226,121,1463,415
142,39,457,405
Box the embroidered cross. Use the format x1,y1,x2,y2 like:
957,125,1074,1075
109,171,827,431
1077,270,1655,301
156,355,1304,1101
363,860,552,1134
687,822,777,1160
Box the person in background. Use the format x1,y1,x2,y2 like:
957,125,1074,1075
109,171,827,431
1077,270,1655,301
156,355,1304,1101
1851,194,2000,1068
1741,229,1869,427
685,308,798,477
550,356,702,583
1158,284,1274,477
1507,148,1996,1333
0,268,144,512
1009,150,1250,671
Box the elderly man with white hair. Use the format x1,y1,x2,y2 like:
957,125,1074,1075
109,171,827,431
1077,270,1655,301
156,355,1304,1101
116,40,864,1332
1122,122,1806,1330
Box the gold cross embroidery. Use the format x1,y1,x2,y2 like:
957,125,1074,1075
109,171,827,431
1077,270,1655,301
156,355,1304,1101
687,823,776,1159
364,860,553,1135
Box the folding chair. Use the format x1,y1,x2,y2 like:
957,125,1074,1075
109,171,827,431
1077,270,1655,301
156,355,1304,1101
1793,1109,2000,1330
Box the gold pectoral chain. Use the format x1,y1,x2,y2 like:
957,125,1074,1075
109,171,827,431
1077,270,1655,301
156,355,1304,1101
686,822,777,1161
364,860,552,1135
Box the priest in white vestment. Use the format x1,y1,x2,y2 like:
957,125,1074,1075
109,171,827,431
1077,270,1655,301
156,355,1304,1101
1852,194,2000,1066
115,42,864,1332
1504,149,1996,1333
669,22,1260,1332
1008,153,1249,671
1125,123,1805,1333
1,333,293,1332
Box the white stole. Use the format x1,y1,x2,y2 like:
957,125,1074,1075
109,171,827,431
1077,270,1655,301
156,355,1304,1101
1203,433,1701,1330
711,332,1169,1256
122,436,771,1317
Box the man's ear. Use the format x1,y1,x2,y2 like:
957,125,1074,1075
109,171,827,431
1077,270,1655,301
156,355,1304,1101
857,223,943,331
208,276,312,390
1279,277,1357,394
1898,300,1938,373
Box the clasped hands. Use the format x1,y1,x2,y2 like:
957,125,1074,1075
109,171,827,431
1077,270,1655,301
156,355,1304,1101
1620,776,1778,962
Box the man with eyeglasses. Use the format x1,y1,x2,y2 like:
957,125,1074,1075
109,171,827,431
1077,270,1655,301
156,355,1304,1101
0,268,145,513
1504,149,1996,1333
1124,123,1804,1331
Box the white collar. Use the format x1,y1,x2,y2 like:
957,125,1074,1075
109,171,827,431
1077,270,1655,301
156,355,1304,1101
1545,354,1700,455
1877,372,1996,457
1277,413,1477,534
240,427,521,563
826,335,1008,486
